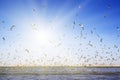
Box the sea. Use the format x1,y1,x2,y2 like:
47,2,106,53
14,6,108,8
0,67,120,80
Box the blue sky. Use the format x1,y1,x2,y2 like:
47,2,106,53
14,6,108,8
0,0,120,66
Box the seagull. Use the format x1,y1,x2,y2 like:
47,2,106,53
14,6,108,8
25,49,29,53
32,8,36,12
31,23,37,30
2,20,5,23
116,27,120,31
107,4,112,9
10,25,15,31
2,37,5,41
100,38,103,42
91,30,93,34
114,45,118,48
79,23,84,30
73,21,76,29
88,43,93,47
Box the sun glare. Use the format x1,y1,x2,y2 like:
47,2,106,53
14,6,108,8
33,29,53,45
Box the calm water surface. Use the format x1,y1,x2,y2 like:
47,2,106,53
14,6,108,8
0,67,120,80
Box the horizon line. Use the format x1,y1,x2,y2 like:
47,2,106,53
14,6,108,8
0,65,120,68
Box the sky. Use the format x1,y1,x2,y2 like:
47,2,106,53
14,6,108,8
0,0,120,66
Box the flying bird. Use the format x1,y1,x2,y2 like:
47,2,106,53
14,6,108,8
2,37,5,41
25,49,29,53
2,20,5,23
32,8,36,12
79,23,84,30
10,25,15,31
100,38,103,42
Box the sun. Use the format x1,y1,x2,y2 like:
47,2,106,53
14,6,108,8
32,29,53,46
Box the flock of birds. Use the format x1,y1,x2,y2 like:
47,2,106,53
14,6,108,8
0,3,120,67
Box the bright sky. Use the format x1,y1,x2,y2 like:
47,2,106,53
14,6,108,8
0,0,120,66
